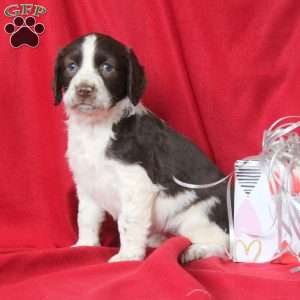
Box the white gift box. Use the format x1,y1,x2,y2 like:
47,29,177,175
232,158,300,263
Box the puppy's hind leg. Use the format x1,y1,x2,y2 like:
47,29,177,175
175,197,228,264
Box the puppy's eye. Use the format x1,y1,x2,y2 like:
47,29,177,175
101,63,114,74
67,62,78,73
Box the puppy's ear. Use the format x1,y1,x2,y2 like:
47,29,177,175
127,48,146,105
52,51,64,105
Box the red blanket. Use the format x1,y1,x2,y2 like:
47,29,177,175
1,0,300,299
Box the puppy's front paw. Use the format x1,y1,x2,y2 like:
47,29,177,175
108,251,144,263
71,239,100,247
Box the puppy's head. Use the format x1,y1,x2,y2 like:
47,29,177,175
53,33,146,114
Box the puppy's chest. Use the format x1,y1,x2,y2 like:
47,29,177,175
67,124,121,217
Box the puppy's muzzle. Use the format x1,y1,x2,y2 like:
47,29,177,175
74,83,98,112
76,83,96,99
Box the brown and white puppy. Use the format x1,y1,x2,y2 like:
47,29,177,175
53,33,228,263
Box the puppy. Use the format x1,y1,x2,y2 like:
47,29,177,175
53,33,228,263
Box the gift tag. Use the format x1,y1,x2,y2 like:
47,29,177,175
235,159,263,236
233,158,278,262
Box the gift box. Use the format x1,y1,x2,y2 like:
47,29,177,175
231,118,300,263
174,116,300,264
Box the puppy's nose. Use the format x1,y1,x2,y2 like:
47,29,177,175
76,84,95,98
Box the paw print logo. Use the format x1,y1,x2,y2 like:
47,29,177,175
4,16,45,48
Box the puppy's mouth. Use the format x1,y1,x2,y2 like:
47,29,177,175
75,103,98,113
69,96,111,114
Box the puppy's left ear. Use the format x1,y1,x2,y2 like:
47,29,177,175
127,48,146,105
52,51,64,105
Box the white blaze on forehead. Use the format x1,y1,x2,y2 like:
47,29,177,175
81,34,97,72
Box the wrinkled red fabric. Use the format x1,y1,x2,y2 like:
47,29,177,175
1,1,300,299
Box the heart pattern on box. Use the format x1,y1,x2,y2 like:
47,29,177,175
235,239,262,262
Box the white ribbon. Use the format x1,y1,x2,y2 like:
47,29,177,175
172,173,231,189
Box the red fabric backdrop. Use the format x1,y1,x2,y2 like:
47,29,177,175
1,0,300,299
